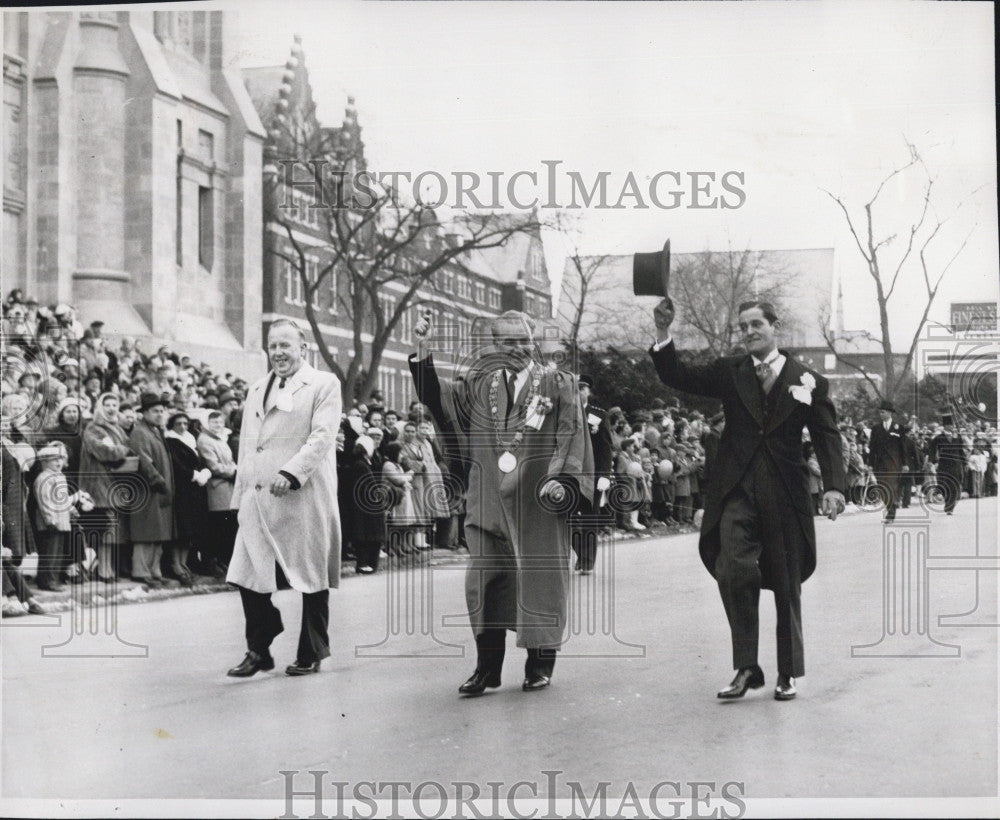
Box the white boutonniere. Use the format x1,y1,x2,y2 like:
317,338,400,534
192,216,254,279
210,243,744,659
587,412,602,434
525,395,554,430
789,373,815,406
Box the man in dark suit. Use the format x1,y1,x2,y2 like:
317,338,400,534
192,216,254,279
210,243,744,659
572,375,614,574
929,416,967,515
867,400,909,521
649,298,846,701
898,417,922,508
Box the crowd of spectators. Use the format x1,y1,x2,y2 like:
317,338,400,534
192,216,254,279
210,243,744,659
2,290,243,616
3,287,998,615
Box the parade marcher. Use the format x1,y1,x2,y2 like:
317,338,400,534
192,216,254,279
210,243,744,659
930,416,967,515
409,310,591,695
572,374,613,574
226,319,342,678
649,298,846,701
867,400,908,522
128,393,176,588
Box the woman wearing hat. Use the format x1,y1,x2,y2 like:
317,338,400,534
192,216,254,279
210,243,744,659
164,411,210,586
78,393,134,582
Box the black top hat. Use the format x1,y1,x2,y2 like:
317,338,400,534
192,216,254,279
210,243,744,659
578,374,594,389
139,392,168,412
939,412,955,427
878,399,896,413
633,239,672,301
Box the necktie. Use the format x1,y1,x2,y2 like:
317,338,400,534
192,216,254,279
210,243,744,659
755,361,775,395
505,370,517,418
263,373,288,408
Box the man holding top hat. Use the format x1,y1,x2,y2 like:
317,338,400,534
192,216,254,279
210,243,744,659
867,399,908,522
409,309,590,694
639,241,846,700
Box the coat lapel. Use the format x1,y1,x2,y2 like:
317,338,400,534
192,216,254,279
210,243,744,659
766,353,804,433
734,357,765,426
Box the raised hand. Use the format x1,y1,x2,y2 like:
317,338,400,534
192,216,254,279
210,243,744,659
413,309,434,341
653,298,674,342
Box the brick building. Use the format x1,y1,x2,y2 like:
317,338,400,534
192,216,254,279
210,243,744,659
245,38,553,410
3,9,265,375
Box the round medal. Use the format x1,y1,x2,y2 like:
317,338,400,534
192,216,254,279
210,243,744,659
497,451,517,473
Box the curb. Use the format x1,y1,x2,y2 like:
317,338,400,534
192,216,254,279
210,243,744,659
13,526,710,616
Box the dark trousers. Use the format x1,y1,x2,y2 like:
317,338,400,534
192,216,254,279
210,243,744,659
354,540,381,571
898,472,913,508
35,529,68,587
938,468,963,513
474,628,557,678
237,564,331,663
876,472,899,521
570,519,599,572
716,456,804,677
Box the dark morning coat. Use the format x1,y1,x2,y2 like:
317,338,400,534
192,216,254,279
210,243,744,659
650,342,846,589
868,420,907,475
409,354,591,648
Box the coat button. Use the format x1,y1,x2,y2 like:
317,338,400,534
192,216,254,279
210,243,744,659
255,483,262,491
256,446,263,453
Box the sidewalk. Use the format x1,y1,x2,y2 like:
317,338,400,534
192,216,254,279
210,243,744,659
7,547,475,616
6,509,868,616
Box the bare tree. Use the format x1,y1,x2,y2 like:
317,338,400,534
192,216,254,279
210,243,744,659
671,248,794,357
551,214,615,348
823,142,976,401
264,112,543,402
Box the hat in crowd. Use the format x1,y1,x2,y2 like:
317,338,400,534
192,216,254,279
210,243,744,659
53,303,71,317
878,399,896,413
218,390,237,407
90,320,104,329
118,400,135,411
355,435,375,458
139,392,168,412
578,374,594,390
36,443,65,461
366,426,384,438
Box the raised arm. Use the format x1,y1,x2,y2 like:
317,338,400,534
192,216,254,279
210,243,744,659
647,298,727,399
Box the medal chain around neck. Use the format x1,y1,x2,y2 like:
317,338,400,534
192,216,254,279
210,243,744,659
489,369,541,453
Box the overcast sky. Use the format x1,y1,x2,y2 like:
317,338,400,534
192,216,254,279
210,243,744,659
233,0,997,347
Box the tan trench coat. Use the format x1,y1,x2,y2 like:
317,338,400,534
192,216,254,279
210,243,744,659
227,364,342,594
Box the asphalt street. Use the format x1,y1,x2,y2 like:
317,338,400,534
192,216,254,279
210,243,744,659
2,498,996,803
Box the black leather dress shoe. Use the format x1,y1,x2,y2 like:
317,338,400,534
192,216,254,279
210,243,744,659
285,659,321,676
522,673,551,692
227,651,275,677
458,669,501,695
717,665,765,699
774,674,797,700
